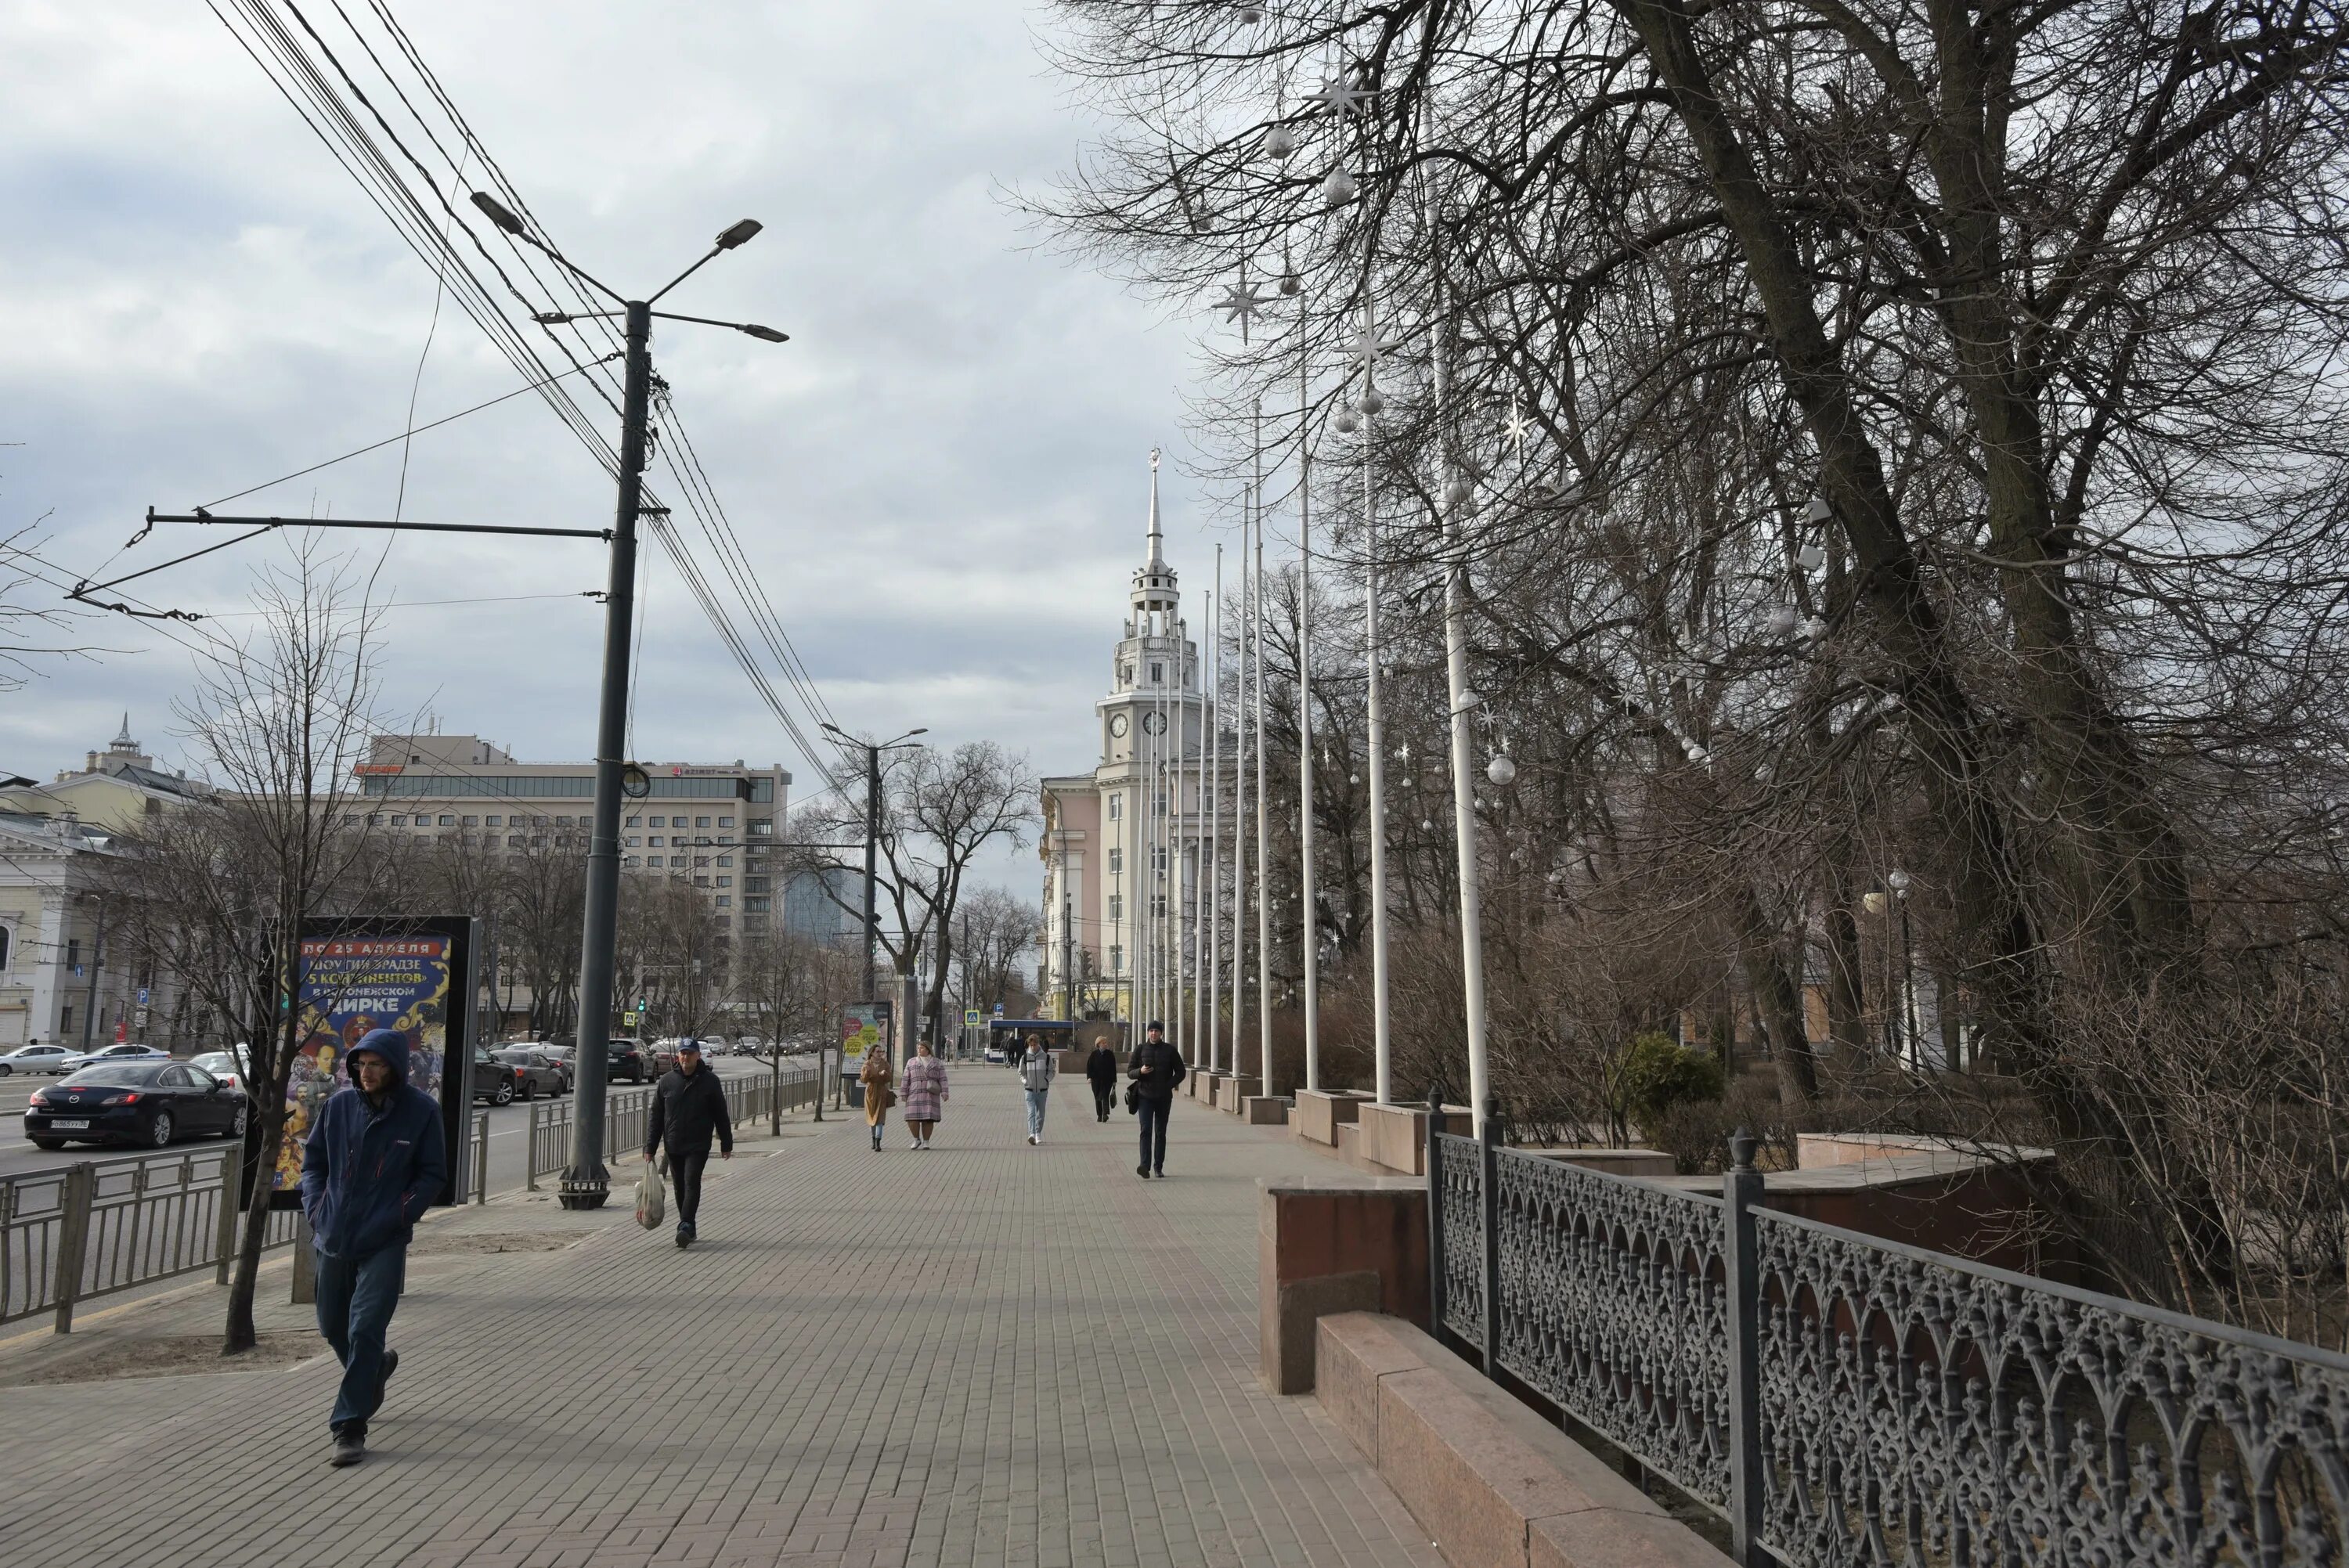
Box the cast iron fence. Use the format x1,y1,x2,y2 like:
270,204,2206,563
1,1148,301,1332
1427,1105,2349,1568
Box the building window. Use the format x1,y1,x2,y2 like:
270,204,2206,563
1108,847,1123,874
1151,895,1167,918
715,895,731,908
745,877,770,894
1108,794,1122,821
60,1005,73,1036
555,835,572,848
1153,847,1167,871
695,815,711,828
749,818,773,836
695,875,710,888
719,816,734,827
649,836,664,847
623,856,640,867
647,856,663,867
365,813,381,827
716,876,733,888
485,815,502,827
390,815,406,827
438,814,456,826
695,856,711,867
648,816,665,827
625,815,640,827
531,835,547,847
507,835,525,849
745,896,770,914
1108,946,1122,975
66,939,80,971
625,836,640,847
1154,791,1167,816
1108,894,1123,921
0,925,11,971
717,855,733,867
1150,662,1163,683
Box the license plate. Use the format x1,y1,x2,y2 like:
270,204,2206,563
49,1119,90,1130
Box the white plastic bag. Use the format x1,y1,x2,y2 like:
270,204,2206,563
634,1156,666,1230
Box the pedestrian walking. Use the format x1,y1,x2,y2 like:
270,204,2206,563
643,1039,732,1248
300,1026,447,1468
1084,1037,1119,1122
901,1039,949,1149
1128,1020,1186,1179
1019,1032,1055,1144
861,1046,895,1151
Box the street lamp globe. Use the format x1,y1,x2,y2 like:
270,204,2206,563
1335,409,1359,434
1486,754,1517,787
1359,385,1384,416
1888,868,1913,899
1322,168,1358,204
1265,124,1298,160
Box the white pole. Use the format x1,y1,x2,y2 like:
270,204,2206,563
1298,354,1320,1094
1254,485,1272,1090
1207,568,1221,1075
1230,497,1250,1092
1185,613,1201,1062
1362,323,1394,1104
1434,295,1491,1137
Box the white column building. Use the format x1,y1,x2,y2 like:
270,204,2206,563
1041,455,1211,1026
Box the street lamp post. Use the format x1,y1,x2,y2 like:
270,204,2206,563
1889,868,1918,1069
821,722,927,1095
462,196,789,1210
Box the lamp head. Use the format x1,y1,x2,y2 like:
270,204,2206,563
716,218,764,250
470,192,527,236
739,323,790,343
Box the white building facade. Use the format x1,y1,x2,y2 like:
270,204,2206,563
1040,456,1212,1026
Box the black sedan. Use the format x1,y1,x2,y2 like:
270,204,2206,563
26,1062,249,1151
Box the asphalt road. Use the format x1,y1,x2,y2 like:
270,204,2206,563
0,1059,771,1188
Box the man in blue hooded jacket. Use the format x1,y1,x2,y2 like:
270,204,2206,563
301,1026,446,1467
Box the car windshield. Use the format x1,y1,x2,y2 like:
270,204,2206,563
192,1053,239,1074
61,1063,167,1087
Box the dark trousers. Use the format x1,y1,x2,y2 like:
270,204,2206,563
1138,1096,1171,1172
314,1244,406,1432
1091,1081,1114,1119
669,1150,709,1227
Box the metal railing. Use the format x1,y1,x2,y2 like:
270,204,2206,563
1427,1105,2349,1568
2,1147,301,1332
525,1063,821,1188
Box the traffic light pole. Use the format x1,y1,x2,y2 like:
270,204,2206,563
559,299,651,1210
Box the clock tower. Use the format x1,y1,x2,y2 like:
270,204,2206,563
1038,450,1213,1029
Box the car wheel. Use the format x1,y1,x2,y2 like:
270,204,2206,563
150,1110,175,1147
231,1105,249,1138
493,1080,514,1106
520,1079,536,1101
0,1062,12,1076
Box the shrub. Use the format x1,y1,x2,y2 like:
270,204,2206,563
1617,1032,1725,1147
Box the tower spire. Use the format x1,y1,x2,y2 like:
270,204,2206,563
1146,447,1165,570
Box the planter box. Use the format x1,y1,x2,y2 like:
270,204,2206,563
1292,1088,1367,1147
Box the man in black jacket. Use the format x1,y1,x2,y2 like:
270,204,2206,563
1084,1038,1120,1122
1128,1021,1185,1178
644,1040,731,1247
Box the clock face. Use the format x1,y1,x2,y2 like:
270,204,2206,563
1109,713,1129,738
1142,711,1167,735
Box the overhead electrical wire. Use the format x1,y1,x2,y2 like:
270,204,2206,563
191,0,857,796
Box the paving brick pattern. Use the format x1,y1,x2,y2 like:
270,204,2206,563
0,1069,1441,1568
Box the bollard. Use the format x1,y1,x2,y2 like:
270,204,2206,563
215,1148,242,1285
291,1210,316,1305
472,1111,489,1204
525,1099,541,1192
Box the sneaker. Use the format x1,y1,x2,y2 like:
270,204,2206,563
1137,1163,1149,1178
1028,1134,1037,1145
330,1424,366,1467
908,1136,922,1150
676,1224,691,1249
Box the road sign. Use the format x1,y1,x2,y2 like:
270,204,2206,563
964,1007,981,1027
136,987,150,1007
992,1003,1004,1016
135,1007,150,1027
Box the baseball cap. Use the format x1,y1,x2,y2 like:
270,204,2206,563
676,1039,702,1053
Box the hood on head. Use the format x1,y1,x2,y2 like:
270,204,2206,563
351,1028,410,1085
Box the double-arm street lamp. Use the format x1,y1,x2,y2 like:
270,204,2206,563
819,721,926,1089
464,193,792,1210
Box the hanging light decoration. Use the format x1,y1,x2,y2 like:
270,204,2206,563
1458,687,1481,708
1798,542,1826,571
1335,409,1359,434
1420,818,1434,831
1486,753,1517,787
1800,615,1828,643
1322,167,1358,204
1765,604,1799,637
1265,124,1298,160
1279,272,1301,297
1445,475,1474,506
1237,3,1265,20
1359,384,1384,416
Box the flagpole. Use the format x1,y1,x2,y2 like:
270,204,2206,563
1207,558,1222,1076
1361,307,1395,1104
1297,344,1320,1094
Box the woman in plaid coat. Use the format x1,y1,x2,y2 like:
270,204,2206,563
900,1040,949,1150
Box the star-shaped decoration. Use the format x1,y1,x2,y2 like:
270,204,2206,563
1304,75,1379,117
1346,324,1404,373
1216,281,1269,326
1503,398,1535,455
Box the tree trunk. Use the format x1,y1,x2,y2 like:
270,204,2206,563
1734,887,1819,1108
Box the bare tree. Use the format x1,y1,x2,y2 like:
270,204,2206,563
951,885,1041,1018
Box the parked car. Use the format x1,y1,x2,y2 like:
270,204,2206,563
494,1048,566,1099
26,1061,249,1150
0,1043,78,1076
471,1045,524,1106
649,1039,684,1075
525,1044,576,1089
189,1047,255,1095
607,1038,653,1084
58,1042,169,1074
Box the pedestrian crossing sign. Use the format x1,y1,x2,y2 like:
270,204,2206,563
963,1007,981,1027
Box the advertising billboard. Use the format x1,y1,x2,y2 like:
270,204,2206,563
276,917,479,1206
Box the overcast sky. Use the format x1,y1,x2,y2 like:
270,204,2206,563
0,2,1221,897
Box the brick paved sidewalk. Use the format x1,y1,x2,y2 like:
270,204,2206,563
0,1067,1441,1568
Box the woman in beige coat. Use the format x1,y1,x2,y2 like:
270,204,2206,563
860,1047,894,1152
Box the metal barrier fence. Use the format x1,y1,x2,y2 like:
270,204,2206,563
1,1148,301,1332
1427,1107,2349,1568
525,1063,822,1189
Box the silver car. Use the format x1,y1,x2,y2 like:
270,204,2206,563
0,1043,78,1076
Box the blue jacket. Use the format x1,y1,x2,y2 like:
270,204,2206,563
300,1029,447,1259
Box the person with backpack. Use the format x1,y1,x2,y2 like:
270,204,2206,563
1128,1020,1185,1178
1084,1036,1120,1122
301,1027,447,1468
643,1039,732,1247
1019,1032,1055,1144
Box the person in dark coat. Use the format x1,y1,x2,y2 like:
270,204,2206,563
644,1039,732,1247
301,1026,447,1468
1128,1021,1186,1178
1084,1039,1120,1122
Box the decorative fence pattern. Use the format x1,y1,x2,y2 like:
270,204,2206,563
1,1148,301,1332
1427,1108,2349,1568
